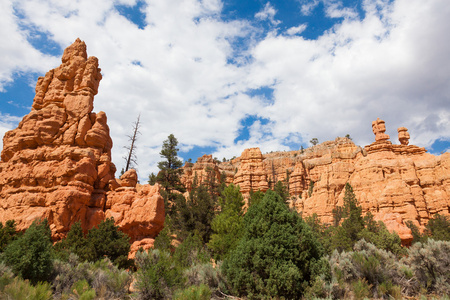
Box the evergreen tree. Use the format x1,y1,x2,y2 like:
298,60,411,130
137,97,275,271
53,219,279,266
208,184,245,260
341,183,364,242
425,213,450,241
0,220,18,252
273,180,289,203
180,183,215,243
148,172,157,185
155,134,186,218
156,134,185,194
56,218,131,268
248,189,265,207
2,219,54,284
223,190,324,299
54,221,90,261
324,183,403,254
85,218,131,268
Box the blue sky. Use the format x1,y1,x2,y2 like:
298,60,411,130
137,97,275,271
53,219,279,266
1,0,449,178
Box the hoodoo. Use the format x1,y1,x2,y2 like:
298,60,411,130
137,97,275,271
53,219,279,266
0,39,164,256
182,119,450,244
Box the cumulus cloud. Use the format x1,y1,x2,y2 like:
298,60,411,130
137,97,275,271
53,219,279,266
0,0,59,90
246,0,450,149
0,0,449,179
255,2,281,26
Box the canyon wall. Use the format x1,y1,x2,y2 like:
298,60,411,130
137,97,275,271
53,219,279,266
0,39,164,254
182,125,449,243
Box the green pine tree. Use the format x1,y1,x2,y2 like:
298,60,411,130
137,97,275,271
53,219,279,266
208,184,245,260
223,190,324,298
2,219,54,284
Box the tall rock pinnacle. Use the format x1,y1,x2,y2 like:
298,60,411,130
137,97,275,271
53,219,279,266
0,39,164,255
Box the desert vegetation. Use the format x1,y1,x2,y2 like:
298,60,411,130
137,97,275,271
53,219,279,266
0,135,448,299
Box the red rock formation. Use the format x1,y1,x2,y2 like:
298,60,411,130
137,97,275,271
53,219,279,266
233,148,269,195
0,39,164,253
181,155,221,192
182,120,449,244
398,127,410,146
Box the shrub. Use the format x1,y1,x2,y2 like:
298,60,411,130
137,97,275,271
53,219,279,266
2,219,54,284
0,263,14,291
173,284,212,300
71,279,96,300
223,190,324,299
54,221,90,261
173,233,210,269
52,254,131,299
134,249,183,299
426,214,450,241
54,218,132,269
0,277,52,300
402,239,450,295
184,262,228,296
85,218,131,269
329,239,417,298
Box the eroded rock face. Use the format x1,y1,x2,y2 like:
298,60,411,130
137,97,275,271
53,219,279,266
233,148,269,194
0,39,164,252
181,155,221,191
183,121,449,244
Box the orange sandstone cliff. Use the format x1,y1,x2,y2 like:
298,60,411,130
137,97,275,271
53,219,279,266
0,39,164,255
182,121,449,244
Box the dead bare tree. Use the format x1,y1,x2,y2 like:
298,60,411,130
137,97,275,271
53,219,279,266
123,114,141,172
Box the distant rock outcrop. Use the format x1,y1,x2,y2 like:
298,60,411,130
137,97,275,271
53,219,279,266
182,119,450,245
0,39,164,255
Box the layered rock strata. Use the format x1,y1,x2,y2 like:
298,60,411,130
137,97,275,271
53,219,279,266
0,39,164,253
183,121,449,244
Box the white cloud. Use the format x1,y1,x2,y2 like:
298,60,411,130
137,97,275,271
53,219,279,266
0,113,22,151
300,0,320,16
300,0,359,19
286,24,307,36
255,2,281,26
248,0,450,149
0,0,449,180
0,0,59,90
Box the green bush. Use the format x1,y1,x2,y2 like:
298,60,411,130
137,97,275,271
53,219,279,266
0,277,52,300
54,221,90,261
173,233,210,269
52,254,131,299
134,249,183,299
71,279,96,300
223,190,324,299
173,284,212,300
56,218,132,269
426,214,450,241
0,263,14,291
2,219,54,284
85,218,131,268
